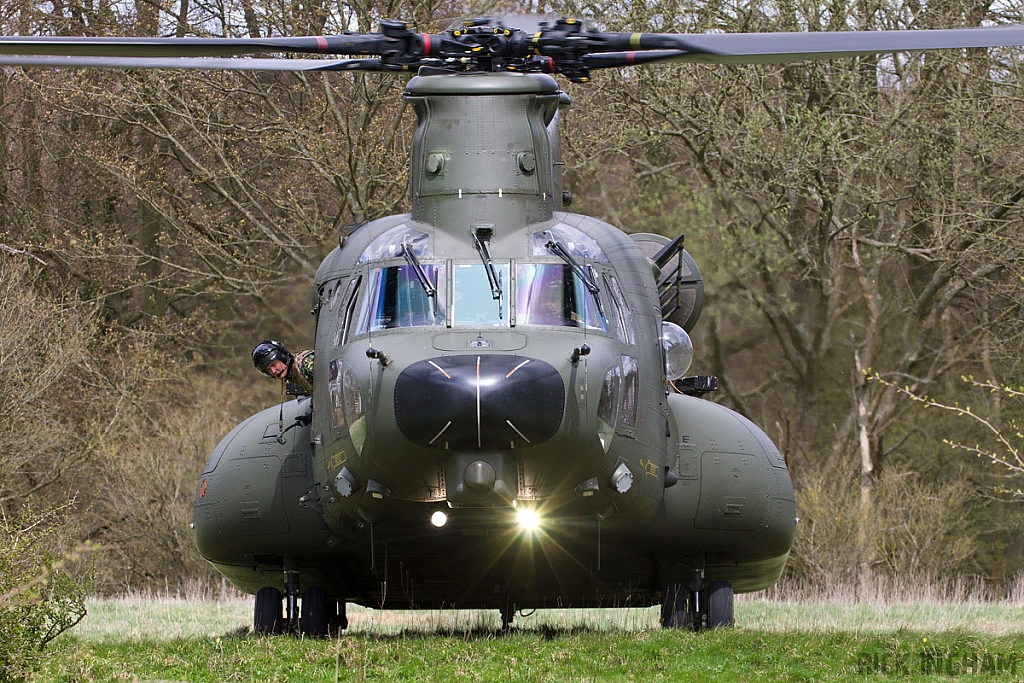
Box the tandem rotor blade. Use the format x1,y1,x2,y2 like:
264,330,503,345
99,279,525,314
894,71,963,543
0,33,404,58
4,20,1024,76
588,25,1024,65
582,50,689,70
0,54,386,71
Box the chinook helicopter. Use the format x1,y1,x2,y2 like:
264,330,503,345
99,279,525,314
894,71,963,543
5,16,1024,635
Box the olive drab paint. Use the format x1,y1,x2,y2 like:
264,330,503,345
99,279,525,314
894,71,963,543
193,72,795,633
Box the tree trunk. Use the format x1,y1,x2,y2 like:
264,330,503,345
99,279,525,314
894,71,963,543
855,349,876,596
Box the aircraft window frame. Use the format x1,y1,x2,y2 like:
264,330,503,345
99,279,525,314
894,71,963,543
515,262,608,331
357,225,430,264
333,275,363,347
328,359,346,430
603,273,635,345
596,362,620,452
356,262,447,334
619,355,639,429
342,365,366,454
329,281,345,312
531,224,608,262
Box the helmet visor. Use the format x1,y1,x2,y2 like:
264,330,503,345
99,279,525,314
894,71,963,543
253,341,289,377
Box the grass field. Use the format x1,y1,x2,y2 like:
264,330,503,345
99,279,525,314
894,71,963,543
27,586,1024,682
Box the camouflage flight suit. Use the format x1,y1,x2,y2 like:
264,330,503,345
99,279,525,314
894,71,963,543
289,349,315,395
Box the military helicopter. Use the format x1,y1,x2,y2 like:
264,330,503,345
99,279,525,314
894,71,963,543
5,16,1024,635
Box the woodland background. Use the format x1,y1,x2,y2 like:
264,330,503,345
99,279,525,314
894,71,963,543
2,0,1024,598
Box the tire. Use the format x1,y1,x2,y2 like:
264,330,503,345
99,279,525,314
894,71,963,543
300,586,329,638
659,582,690,629
500,602,515,630
254,587,283,635
328,600,348,632
706,580,734,628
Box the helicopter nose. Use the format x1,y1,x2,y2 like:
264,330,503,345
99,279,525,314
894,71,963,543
394,355,564,450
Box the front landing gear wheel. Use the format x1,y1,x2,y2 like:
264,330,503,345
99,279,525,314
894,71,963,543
500,602,515,630
660,579,734,630
254,587,283,635
328,599,348,633
706,580,734,628
659,582,691,628
300,586,329,638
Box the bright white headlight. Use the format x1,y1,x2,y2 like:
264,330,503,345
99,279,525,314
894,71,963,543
515,507,542,532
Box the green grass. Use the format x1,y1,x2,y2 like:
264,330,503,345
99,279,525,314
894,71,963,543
739,599,1024,634
26,594,1024,682
31,626,1024,682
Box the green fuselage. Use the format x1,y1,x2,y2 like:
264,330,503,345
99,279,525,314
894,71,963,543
194,72,795,612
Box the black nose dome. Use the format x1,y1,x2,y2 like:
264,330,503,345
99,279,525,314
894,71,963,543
394,355,564,450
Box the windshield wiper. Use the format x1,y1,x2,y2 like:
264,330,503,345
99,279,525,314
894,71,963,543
545,237,601,294
473,226,503,319
399,240,436,305
545,234,605,317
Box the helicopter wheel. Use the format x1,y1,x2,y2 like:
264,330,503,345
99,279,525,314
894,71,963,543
706,580,734,628
254,586,284,635
659,582,692,629
660,579,735,630
327,599,348,633
500,602,515,630
300,586,330,638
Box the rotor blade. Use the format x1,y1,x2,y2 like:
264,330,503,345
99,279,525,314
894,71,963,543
582,50,689,69
6,21,1024,75
593,25,1024,64
0,34,402,58
0,55,387,71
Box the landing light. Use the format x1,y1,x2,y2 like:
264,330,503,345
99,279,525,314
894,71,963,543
430,510,448,528
516,507,542,532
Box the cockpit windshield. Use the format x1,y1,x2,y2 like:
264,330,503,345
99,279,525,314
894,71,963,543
357,264,445,332
452,263,508,326
532,225,607,261
516,264,608,330
353,260,608,334
357,225,429,264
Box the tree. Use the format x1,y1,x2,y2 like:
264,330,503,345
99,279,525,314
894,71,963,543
0,259,101,506
0,0,451,591
880,377,1024,498
561,0,1024,583
0,503,92,683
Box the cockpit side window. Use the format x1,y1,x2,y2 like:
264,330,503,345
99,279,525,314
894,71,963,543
334,275,362,347
517,263,608,330
620,355,639,427
603,273,635,345
357,264,446,333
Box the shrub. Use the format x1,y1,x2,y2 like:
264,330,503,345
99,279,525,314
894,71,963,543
788,466,979,592
0,502,94,683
